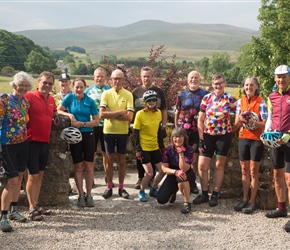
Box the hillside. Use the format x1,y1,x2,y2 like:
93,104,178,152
14,20,259,61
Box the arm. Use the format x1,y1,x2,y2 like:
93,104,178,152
264,109,272,131
115,110,134,122
232,113,242,132
161,163,176,175
99,107,127,119
161,109,167,128
197,112,205,140
174,109,179,128
57,104,76,122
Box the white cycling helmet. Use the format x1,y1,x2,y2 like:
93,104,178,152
241,111,259,130
260,131,281,148
60,127,82,144
143,90,157,102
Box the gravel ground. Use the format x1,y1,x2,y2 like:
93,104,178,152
1,170,290,250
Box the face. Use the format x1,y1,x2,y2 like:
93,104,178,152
73,80,85,97
187,71,201,90
275,73,290,92
212,77,226,95
141,70,153,88
59,79,71,92
15,80,31,96
172,135,185,147
243,78,258,97
111,70,124,91
38,76,54,96
146,99,157,109
94,71,106,86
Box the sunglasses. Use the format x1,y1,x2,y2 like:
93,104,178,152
41,81,54,86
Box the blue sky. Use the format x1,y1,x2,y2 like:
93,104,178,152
0,0,261,32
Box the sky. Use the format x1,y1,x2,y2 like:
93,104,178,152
0,0,261,32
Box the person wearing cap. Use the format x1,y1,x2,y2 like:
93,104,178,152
53,73,72,107
132,66,167,190
133,90,165,202
85,67,110,184
99,69,134,199
24,71,60,221
261,65,290,232
174,70,208,195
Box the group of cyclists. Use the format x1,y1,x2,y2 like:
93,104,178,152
1,64,290,233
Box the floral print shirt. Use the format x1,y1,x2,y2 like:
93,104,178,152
162,144,193,170
0,93,29,145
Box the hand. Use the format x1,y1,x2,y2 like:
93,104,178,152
281,133,290,143
128,127,133,136
176,146,186,154
175,170,187,181
198,139,206,152
136,151,143,161
53,114,60,125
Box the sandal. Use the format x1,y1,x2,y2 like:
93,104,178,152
36,204,52,215
29,208,43,221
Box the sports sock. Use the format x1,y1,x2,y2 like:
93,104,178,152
278,202,286,211
10,202,18,212
118,184,124,189
1,211,8,220
212,191,219,197
202,190,209,197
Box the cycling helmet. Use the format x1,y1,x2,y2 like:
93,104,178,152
60,127,82,144
260,131,282,148
143,90,157,102
241,111,259,130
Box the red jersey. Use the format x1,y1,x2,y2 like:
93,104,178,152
25,89,56,143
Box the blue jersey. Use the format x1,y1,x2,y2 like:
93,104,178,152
61,93,98,132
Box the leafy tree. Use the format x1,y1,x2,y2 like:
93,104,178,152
210,52,231,73
24,50,55,73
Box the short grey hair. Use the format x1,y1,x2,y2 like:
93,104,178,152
10,71,33,90
94,67,107,76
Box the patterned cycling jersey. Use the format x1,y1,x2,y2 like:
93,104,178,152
200,92,236,135
85,84,110,126
0,93,29,145
176,88,208,131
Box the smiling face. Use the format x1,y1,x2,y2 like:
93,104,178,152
59,79,71,93
38,75,54,97
73,79,86,98
14,80,31,97
94,70,106,87
187,71,201,91
243,78,258,98
145,99,157,109
212,76,226,96
172,135,185,147
110,69,124,91
275,73,290,92
141,70,153,89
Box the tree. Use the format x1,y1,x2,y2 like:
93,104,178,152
24,50,55,73
210,52,231,73
237,0,290,97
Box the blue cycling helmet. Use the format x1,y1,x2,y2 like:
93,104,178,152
260,131,282,148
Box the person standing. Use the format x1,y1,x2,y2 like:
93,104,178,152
174,70,208,194
261,65,290,233
0,72,32,232
85,68,110,183
58,78,99,207
132,66,167,189
53,73,72,107
193,73,236,207
233,77,267,214
24,71,59,221
133,90,165,202
99,69,134,199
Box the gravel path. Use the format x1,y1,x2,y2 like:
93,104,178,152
1,170,290,249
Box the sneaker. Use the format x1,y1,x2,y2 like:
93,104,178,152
181,202,191,214
102,188,113,199
77,196,86,207
9,211,27,222
0,219,13,232
149,187,158,197
283,220,290,233
234,201,248,212
191,185,199,194
134,178,142,189
265,208,287,218
192,194,209,205
242,203,256,214
86,195,95,207
169,193,176,203
138,190,147,202
118,188,129,199
209,195,218,207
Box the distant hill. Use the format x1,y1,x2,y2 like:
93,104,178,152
14,20,259,61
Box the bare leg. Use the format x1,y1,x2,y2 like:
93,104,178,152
106,153,114,185
83,161,94,196
198,156,211,191
212,155,227,192
273,168,286,202
178,181,191,203
140,163,153,191
11,172,24,202
74,162,85,196
117,153,126,185
152,162,165,189
26,173,41,210
249,160,260,204
240,160,250,201
1,177,18,211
